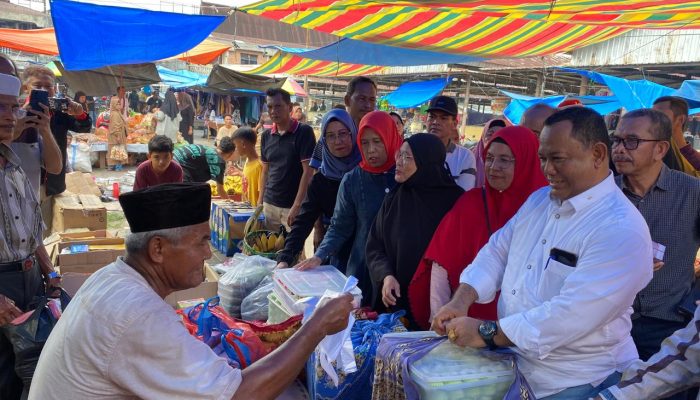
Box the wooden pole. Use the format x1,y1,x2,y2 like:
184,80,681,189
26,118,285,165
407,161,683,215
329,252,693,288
579,75,589,96
460,73,471,130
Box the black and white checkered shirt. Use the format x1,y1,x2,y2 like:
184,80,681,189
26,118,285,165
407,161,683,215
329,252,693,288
616,165,700,322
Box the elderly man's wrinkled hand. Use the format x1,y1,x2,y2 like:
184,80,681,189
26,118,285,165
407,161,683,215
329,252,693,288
0,295,22,326
311,293,353,337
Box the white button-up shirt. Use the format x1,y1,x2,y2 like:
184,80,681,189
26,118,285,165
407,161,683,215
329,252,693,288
461,173,653,398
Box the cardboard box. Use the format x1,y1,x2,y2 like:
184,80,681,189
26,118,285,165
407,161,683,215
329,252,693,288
165,263,220,307
65,172,102,196
59,264,219,302
210,201,263,256
61,272,92,297
59,230,113,240
57,237,125,274
53,193,107,233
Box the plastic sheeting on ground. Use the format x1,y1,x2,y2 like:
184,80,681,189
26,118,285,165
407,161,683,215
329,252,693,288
383,77,452,109
55,61,160,96
51,0,225,70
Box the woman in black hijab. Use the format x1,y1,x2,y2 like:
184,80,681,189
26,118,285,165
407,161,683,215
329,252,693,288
366,133,463,326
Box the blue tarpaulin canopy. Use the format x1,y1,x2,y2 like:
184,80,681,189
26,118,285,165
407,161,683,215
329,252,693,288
501,90,622,124
157,66,207,89
261,38,483,67
383,77,452,109
556,68,700,110
51,0,225,70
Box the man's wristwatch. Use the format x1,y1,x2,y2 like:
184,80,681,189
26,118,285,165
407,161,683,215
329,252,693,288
478,320,499,350
47,271,61,280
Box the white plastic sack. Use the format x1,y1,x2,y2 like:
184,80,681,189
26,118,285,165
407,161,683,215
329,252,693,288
303,276,358,387
68,143,92,173
218,255,276,318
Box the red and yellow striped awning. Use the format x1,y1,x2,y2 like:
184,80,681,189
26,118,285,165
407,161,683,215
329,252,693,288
241,1,700,57
248,51,387,76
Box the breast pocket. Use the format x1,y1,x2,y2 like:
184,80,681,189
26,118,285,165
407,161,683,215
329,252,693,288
537,260,575,301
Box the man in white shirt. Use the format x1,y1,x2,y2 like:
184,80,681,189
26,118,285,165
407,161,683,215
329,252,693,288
427,95,476,190
29,183,353,400
433,107,654,399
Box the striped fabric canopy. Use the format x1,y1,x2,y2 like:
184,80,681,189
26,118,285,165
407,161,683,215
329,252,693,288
242,1,700,57
248,51,387,76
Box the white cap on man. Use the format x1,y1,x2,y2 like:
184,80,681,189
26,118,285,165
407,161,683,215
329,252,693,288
0,73,21,97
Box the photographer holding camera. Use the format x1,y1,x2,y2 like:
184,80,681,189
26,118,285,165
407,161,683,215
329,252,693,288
18,65,92,229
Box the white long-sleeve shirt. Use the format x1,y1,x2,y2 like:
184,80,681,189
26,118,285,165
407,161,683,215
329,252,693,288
598,305,700,400
461,173,653,398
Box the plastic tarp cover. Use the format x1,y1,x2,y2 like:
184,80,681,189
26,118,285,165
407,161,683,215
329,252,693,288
55,61,160,96
157,66,207,89
0,28,58,55
384,77,452,109
205,65,283,95
556,68,686,110
51,0,225,70
501,90,622,124
262,38,483,67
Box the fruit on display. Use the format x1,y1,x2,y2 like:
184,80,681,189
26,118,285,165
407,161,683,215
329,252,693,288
251,231,286,253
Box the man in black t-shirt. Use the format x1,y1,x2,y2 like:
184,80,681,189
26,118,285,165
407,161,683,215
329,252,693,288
146,89,162,112
173,137,238,199
259,88,316,231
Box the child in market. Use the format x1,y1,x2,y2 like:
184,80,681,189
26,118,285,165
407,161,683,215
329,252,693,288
232,127,262,206
133,135,183,191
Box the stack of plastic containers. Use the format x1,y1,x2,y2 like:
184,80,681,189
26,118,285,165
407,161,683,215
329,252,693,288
272,265,363,316
411,337,514,399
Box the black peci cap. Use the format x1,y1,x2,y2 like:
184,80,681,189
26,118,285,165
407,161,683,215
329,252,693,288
119,183,211,233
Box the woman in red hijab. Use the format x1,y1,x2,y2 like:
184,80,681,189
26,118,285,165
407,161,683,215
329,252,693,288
295,111,403,304
410,126,547,329
472,118,509,188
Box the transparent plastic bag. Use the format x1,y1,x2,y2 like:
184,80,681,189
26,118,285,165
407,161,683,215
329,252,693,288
218,255,276,318
241,276,274,321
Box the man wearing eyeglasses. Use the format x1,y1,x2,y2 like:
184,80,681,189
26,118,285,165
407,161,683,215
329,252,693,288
0,73,51,399
427,95,476,190
433,107,654,399
612,109,700,380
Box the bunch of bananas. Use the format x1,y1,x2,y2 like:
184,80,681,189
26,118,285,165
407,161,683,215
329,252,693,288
252,231,286,253
223,175,243,195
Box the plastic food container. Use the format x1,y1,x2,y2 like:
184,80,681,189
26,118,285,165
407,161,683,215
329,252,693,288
409,338,515,400
267,292,295,324
272,265,362,314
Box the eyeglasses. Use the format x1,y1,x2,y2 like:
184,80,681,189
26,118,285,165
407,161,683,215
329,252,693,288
0,104,26,119
394,151,414,165
611,136,664,150
485,155,515,169
325,130,351,143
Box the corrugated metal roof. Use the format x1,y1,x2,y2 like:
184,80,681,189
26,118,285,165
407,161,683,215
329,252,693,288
571,29,700,67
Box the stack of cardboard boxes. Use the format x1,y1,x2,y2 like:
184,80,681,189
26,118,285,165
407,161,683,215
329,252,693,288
49,172,220,307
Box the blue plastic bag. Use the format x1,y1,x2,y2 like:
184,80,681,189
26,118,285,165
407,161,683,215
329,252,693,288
308,311,407,400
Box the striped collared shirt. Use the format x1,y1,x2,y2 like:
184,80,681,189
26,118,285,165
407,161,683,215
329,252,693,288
616,165,700,322
0,143,43,263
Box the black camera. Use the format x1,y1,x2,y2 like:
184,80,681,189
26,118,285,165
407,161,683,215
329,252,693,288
49,97,70,112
